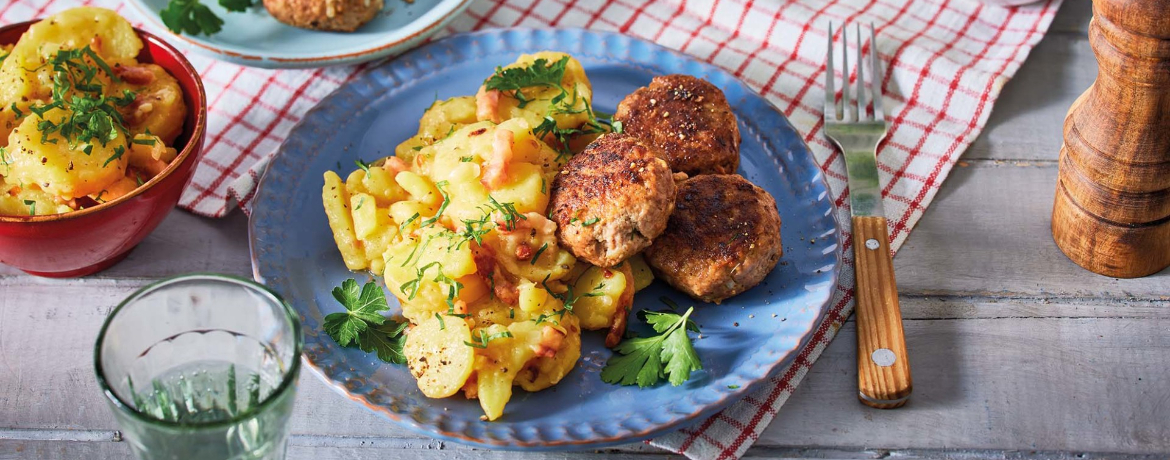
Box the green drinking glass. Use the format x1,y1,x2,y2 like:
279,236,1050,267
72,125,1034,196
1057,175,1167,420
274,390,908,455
95,273,303,460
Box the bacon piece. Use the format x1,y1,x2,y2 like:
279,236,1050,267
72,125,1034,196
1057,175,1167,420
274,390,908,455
480,129,513,190
514,242,533,261
472,245,519,305
475,85,502,123
114,65,156,86
532,326,565,358
384,156,408,174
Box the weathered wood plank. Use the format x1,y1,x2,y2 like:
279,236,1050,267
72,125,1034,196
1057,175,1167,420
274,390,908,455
965,34,1096,162
761,317,1170,454
3,439,1168,460
0,210,253,280
4,283,1168,454
894,161,1170,297
1049,0,1091,35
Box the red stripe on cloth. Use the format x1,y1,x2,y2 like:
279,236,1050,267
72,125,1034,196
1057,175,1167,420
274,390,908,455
707,0,755,61
715,291,856,460
547,0,581,27
189,69,325,209
472,0,508,29
890,0,1053,240
732,0,790,76
618,0,655,33
779,0,880,117
881,5,1005,199
509,0,541,26
680,0,723,55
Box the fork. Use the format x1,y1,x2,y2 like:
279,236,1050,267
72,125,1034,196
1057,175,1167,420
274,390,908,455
822,23,913,409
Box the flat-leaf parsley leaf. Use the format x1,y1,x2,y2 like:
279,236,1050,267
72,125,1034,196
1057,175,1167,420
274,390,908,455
601,306,703,387
322,279,408,365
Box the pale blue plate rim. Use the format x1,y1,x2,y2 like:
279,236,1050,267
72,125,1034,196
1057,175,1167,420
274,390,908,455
249,27,842,450
124,0,473,69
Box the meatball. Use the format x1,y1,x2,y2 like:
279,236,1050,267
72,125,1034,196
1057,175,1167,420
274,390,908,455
549,133,676,268
614,74,741,176
264,0,382,32
644,174,782,303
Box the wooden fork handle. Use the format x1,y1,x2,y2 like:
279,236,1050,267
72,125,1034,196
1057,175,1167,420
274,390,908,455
852,216,912,408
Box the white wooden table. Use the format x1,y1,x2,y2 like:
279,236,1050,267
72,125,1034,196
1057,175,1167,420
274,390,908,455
4,3,1168,459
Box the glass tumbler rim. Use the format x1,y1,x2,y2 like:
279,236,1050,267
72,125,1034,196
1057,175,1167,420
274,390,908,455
93,272,303,429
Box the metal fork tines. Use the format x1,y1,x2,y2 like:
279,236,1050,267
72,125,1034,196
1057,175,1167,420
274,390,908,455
823,23,888,218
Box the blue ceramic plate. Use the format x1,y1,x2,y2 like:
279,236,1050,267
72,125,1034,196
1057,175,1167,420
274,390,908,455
250,28,841,449
125,0,471,68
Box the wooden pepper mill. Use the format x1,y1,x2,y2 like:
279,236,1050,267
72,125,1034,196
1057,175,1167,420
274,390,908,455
1052,0,1170,278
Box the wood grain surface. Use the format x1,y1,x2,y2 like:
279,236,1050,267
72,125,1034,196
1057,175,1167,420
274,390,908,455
1051,0,1170,277
851,216,912,408
4,3,1170,459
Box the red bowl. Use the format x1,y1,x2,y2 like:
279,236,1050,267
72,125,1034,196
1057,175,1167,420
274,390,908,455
0,21,207,278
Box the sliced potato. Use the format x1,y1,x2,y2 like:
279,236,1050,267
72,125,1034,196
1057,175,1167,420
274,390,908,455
322,171,365,270
515,315,581,392
571,264,630,330
114,64,187,144
627,254,655,291
405,315,475,398
2,108,128,199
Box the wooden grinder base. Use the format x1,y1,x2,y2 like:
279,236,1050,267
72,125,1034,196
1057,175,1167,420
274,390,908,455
1051,0,1170,278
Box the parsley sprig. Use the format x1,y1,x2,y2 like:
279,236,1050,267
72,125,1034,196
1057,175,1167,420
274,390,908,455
323,279,407,365
601,305,703,387
27,46,137,162
160,0,253,36
483,57,570,108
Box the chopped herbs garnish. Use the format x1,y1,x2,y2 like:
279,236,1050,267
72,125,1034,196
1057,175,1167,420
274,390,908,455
398,212,420,231
399,261,440,300
354,197,366,211
102,145,125,168
464,329,514,349
601,306,703,387
131,137,158,146
435,313,446,331
23,199,35,216
728,384,740,389
26,46,137,149
454,211,492,249
582,217,600,226
459,156,473,162
322,279,407,365
419,180,450,227
540,177,547,194
10,103,23,119
530,242,548,265
486,195,526,231
483,56,570,109
354,158,371,173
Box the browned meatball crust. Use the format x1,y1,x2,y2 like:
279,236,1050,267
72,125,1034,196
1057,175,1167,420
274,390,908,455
645,174,782,303
614,74,741,176
264,0,382,32
549,133,676,268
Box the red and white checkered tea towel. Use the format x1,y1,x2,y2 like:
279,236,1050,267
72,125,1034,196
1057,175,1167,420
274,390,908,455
3,0,1061,457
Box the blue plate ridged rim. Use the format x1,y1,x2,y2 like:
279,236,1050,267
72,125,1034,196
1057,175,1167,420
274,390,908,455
250,28,841,450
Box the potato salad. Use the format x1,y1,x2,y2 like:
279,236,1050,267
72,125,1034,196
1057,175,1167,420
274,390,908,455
0,7,187,217
322,53,650,420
